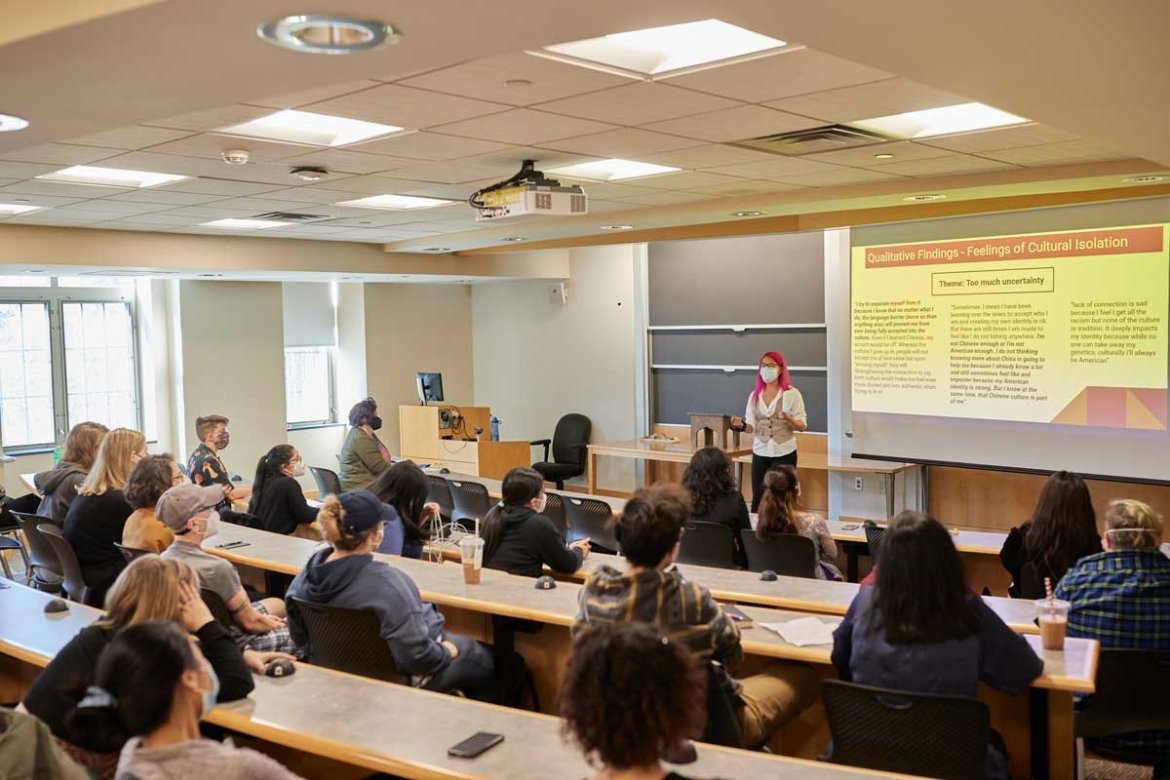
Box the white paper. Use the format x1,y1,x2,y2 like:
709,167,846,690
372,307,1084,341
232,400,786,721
761,617,840,647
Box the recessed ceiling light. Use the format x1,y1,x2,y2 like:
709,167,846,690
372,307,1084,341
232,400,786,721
600,224,634,231
873,153,896,160
423,247,452,252
1122,175,1165,184
0,203,42,215
36,165,187,188
219,110,403,147
538,19,786,77
0,113,29,132
257,15,399,54
291,166,329,182
852,102,1028,139
903,194,947,202
336,194,456,210
548,158,679,182
498,236,526,243
731,210,766,217
200,218,292,230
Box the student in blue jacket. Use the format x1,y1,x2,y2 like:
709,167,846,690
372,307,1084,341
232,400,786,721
286,490,495,698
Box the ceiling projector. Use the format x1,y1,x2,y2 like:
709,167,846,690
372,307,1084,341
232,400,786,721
469,160,587,222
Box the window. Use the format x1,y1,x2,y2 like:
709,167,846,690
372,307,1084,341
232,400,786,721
63,302,139,430
0,275,50,288
0,302,55,447
285,346,333,425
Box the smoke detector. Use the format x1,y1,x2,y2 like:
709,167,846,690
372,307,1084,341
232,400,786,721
221,149,250,165
290,166,328,182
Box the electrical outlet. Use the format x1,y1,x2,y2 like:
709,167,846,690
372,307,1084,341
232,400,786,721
853,477,864,491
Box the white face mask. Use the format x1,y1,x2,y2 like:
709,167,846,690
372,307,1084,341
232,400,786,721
202,510,221,540
289,459,306,478
760,365,780,383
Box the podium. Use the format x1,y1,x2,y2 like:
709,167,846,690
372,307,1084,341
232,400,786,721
398,405,530,480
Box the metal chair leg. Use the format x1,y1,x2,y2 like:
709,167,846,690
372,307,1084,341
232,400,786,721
0,549,13,581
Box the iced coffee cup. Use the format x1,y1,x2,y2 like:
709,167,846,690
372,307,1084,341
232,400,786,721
459,535,485,585
1034,598,1070,651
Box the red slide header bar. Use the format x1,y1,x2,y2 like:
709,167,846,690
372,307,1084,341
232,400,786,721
865,226,1164,268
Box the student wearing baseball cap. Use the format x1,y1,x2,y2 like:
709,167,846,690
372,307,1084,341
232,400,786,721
159,484,294,655
286,490,495,698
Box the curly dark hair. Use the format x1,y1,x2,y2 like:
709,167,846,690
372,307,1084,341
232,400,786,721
681,446,737,517
125,454,177,510
559,622,706,771
615,484,692,568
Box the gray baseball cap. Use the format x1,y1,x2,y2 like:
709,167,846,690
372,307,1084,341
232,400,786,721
157,484,224,531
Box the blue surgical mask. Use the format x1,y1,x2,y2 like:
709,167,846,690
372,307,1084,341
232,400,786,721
200,663,220,719
760,366,780,383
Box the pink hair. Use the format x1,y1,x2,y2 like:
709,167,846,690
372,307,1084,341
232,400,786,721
750,351,791,403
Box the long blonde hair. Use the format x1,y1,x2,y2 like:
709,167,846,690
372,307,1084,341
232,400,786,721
1104,500,1164,550
78,427,146,496
96,555,197,629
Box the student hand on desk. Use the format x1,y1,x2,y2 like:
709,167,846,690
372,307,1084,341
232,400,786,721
243,649,297,674
178,580,216,633
570,539,592,559
442,639,459,658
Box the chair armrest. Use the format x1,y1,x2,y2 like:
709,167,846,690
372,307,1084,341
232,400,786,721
530,439,551,461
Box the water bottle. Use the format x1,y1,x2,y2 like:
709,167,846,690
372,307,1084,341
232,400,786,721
489,415,500,442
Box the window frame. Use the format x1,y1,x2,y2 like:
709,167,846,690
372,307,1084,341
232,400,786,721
284,345,336,430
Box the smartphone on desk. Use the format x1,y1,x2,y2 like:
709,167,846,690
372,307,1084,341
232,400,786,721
839,523,861,531
723,605,754,629
448,732,504,758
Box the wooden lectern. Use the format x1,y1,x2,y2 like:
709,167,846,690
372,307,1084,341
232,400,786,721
689,413,742,451
399,405,530,480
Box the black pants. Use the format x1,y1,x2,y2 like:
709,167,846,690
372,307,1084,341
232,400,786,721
750,451,798,513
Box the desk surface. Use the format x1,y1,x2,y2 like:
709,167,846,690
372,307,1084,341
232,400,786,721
0,581,918,780
732,453,918,475
589,439,753,462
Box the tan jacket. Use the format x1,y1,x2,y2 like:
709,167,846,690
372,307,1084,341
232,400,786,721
0,708,91,780
122,508,175,553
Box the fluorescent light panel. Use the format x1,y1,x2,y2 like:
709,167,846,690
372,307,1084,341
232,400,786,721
201,218,291,230
851,102,1029,139
542,19,785,76
0,203,43,215
548,158,679,181
37,165,187,188
219,109,403,147
336,194,455,210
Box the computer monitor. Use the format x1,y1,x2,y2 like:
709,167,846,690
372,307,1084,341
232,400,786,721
416,371,444,405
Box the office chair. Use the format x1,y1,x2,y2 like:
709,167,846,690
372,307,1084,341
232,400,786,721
11,512,63,591
542,492,569,539
676,521,738,569
1075,648,1170,777
37,524,90,605
288,598,407,684
739,530,817,578
564,497,619,554
531,413,591,489
448,480,492,526
113,542,151,563
309,466,342,498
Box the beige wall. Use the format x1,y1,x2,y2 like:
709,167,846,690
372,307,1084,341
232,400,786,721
287,425,348,495
362,284,475,455
472,245,639,491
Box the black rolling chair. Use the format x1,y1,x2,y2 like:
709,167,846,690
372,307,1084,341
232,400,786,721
542,492,569,540
0,513,29,577
288,597,406,684
113,542,151,563
739,530,817,578
0,536,23,581
201,588,236,631
1075,648,1170,776
531,413,592,489
37,524,90,605
822,679,990,780
11,512,63,591
563,497,619,554
309,466,342,498
426,475,455,523
448,480,492,526
676,521,738,569
863,520,887,565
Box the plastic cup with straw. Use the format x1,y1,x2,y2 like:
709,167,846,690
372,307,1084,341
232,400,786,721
1035,575,1068,651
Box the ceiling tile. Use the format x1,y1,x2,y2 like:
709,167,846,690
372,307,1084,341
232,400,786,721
64,125,195,150
349,131,512,161
210,196,336,213
305,84,509,129
155,205,265,218
919,123,1083,154
623,171,750,191
275,148,417,175
104,212,206,226
432,109,616,145
455,147,597,173
765,78,965,123
0,161,60,179
291,175,435,196
0,191,87,208
157,178,285,196
98,151,326,185
867,154,1019,176
642,105,820,143
541,128,697,157
663,48,891,104
635,143,784,170
616,190,716,205
5,210,110,225
802,141,954,168
0,180,135,198
58,199,176,215
145,104,276,132
398,52,633,106
554,180,650,199
380,159,515,184
774,168,907,187
584,199,644,213
684,179,801,197
535,82,741,126
402,179,502,199
104,189,226,205
248,80,384,109
706,156,846,179
147,133,316,162
0,143,126,166
979,140,1130,165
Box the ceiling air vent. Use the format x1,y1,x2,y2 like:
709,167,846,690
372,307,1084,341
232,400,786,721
730,124,890,156
251,211,328,222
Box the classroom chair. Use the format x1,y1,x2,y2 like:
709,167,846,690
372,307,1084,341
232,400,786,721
425,475,455,524
10,512,62,591
863,520,886,565
287,598,407,684
821,679,989,780
113,542,150,563
0,512,29,573
531,413,591,489
676,521,738,569
1075,648,1170,779
0,536,23,581
37,524,90,605
564,496,619,554
448,479,492,526
309,466,342,498
542,492,569,539
739,530,817,578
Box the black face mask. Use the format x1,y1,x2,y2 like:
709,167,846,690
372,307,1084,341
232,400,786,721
369,416,383,431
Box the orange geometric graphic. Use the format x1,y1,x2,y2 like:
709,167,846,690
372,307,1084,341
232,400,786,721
1051,387,1168,430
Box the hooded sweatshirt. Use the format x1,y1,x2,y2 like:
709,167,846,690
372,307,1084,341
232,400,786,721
116,738,301,780
483,505,582,578
286,548,450,678
33,461,88,522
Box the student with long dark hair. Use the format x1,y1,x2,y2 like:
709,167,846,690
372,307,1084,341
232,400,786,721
681,447,750,568
247,445,319,538
1000,470,1100,597
481,467,589,578
832,511,1042,779
66,621,301,779
367,461,440,558
756,465,841,580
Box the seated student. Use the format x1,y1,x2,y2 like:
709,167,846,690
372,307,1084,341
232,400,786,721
574,484,818,750
1000,470,1100,598
19,556,285,778
187,414,250,510
158,484,294,654
67,620,303,780
682,446,751,568
560,622,707,780
0,709,90,780
34,421,109,522
63,427,147,604
286,491,495,698
757,465,841,580
831,510,1043,779
247,445,319,539
368,461,442,558
338,397,391,491
482,467,590,578
1055,499,1170,775
122,455,185,553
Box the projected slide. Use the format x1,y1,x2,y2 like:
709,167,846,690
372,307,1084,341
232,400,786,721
852,224,1169,430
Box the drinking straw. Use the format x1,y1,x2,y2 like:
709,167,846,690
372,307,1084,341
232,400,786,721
1044,576,1054,617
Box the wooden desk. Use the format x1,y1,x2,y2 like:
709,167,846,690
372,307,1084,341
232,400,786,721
734,453,922,520
400,405,530,480
0,581,911,780
587,438,752,494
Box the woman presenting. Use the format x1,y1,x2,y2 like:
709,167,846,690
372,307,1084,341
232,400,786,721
731,351,807,512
